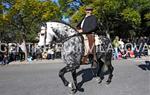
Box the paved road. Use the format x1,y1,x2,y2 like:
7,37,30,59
0,57,150,95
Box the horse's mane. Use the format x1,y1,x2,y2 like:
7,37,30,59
47,20,78,32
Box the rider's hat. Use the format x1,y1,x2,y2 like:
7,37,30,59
85,6,93,11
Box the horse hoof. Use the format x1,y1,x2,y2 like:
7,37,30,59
106,80,111,85
68,83,77,92
95,77,102,84
68,82,77,94
98,80,102,84
68,88,77,95
68,82,76,89
72,89,77,94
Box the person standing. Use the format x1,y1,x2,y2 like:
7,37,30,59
112,36,120,59
76,6,98,67
119,38,124,50
2,47,9,65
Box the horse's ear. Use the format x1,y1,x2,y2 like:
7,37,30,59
41,22,47,28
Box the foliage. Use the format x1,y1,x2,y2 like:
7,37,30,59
121,8,141,27
1,0,60,42
145,13,150,20
58,0,80,19
71,0,150,38
1,0,150,42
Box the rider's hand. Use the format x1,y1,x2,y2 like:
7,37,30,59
78,29,83,33
74,33,80,36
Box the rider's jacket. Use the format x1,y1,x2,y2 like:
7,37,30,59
76,15,98,34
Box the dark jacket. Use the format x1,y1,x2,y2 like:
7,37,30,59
76,15,98,34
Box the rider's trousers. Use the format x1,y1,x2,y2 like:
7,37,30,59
82,34,96,64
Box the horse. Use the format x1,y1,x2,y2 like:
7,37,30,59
38,21,114,94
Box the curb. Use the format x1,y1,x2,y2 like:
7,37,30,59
8,59,63,65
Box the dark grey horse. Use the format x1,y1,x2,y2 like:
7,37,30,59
38,21,114,94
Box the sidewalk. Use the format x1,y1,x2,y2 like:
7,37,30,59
7,56,150,65
9,59,63,65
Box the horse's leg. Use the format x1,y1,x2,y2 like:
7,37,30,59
70,69,78,93
96,58,104,83
59,66,70,86
59,65,78,94
106,61,114,84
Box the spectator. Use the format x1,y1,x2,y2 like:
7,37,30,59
137,37,144,56
2,47,9,65
143,37,149,56
113,36,120,59
0,53,3,65
42,51,47,59
27,53,32,62
36,47,42,60
121,49,127,59
118,38,125,58
2,53,9,65
18,45,25,61
47,48,55,60
134,46,141,58
55,43,62,59
31,44,37,60
8,43,16,62
18,42,26,61
119,38,125,50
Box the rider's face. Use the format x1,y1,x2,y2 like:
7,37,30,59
85,9,92,14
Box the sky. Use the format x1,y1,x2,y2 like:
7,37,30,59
52,0,58,3
2,2,10,9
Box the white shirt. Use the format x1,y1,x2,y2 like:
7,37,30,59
119,40,124,49
81,18,85,28
80,15,88,28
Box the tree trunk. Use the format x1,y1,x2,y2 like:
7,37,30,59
22,38,28,61
106,30,110,39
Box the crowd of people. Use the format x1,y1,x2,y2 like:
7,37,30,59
0,43,25,65
112,36,150,60
0,43,62,65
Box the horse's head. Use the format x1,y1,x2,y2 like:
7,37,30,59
45,22,58,46
38,21,77,48
38,26,46,47
46,21,77,45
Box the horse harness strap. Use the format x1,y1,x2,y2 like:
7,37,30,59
57,32,95,43
57,34,80,43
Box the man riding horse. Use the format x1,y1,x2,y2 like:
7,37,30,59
37,6,114,94
76,6,98,68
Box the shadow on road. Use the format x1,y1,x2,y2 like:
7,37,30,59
76,68,96,92
138,61,150,71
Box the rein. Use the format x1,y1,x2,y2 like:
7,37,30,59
48,33,80,48
57,33,81,43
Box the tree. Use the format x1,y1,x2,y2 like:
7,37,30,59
58,0,82,23
71,0,122,38
71,0,150,38
1,0,60,60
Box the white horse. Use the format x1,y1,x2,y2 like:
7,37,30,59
38,21,114,94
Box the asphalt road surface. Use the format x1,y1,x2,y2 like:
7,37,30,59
0,57,150,95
